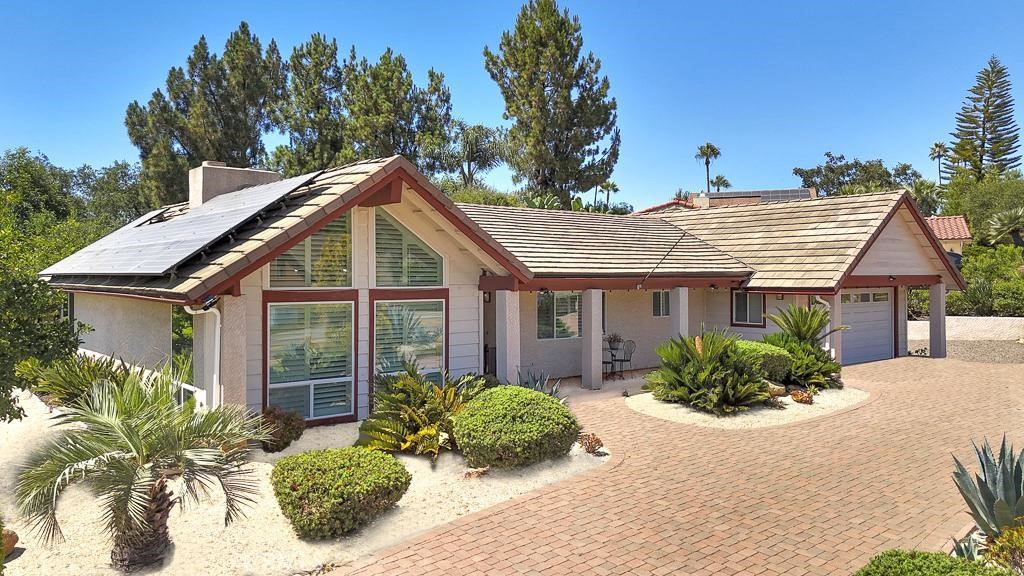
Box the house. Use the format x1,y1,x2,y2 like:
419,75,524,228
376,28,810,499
925,215,972,254
40,157,964,423
636,188,816,214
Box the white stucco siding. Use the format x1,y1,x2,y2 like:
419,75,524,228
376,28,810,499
75,292,172,368
700,289,807,339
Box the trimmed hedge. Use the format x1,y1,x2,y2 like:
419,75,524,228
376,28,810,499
271,447,410,539
733,340,793,382
453,386,580,468
853,550,1011,576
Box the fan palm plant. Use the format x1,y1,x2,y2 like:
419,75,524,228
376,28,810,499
988,206,1024,247
929,142,948,184
695,142,721,195
16,365,268,572
434,121,506,187
908,179,943,217
766,303,847,344
710,175,731,192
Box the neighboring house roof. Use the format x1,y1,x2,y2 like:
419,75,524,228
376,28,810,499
925,215,972,240
632,198,701,214
647,191,964,291
42,156,532,303
456,203,751,278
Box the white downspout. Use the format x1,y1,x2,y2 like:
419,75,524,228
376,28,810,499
184,303,221,409
812,295,835,359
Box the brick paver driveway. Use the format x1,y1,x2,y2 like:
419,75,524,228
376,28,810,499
332,358,1024,575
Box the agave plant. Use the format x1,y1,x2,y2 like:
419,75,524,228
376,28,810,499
357,363,485,460
766,303,847,344
16,364,268,572
515,368,565,403
952,436,1024,540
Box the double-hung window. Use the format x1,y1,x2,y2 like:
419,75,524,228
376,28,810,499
267,302,354,420
375,300,445,381
652,290,670,317
732,290,766,326
537,291,582,339
375,211,443,287
269,215,351,288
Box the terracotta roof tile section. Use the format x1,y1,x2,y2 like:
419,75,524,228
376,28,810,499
456,203,751,277
648,192,907,290
633,198,701,214
926,215,971,240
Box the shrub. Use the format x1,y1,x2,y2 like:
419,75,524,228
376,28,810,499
853,549,1011,575
765,303,846,344
578,432,603,454
989,526,1024,574
763,333,842,389
993,279,1024,317
733,340,793,382
19,353,131,406
952,436,1024,539
645,330,768,416
453,386,580,468
789,389,813,405
261,407,306,453
908,289,930,320
271,447,410,539
947,288,980,316
357,364,485,460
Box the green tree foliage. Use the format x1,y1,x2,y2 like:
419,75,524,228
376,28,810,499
433,121,506,186
484,0,620,206
341,47,453,174
947,56,1021,181
793,152,920,196
432,177,524,207
269,33,348,175
695,143,721,195
942,170,1024,236
710,174,731,192
77,161,152,226
125,21,286,204
908,179,943,217
0,148,80,221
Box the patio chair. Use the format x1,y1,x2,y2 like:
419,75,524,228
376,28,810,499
612,340,636,377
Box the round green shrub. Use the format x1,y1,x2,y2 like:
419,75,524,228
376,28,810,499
453,386,580,468
853,549,1011,576
271,447,410,539
733,339,793,382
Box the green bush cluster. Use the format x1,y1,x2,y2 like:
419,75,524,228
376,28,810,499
911,244,1024,318
453,386,580,468
261,407,306,453
993,280,1024,316
733,340,793,382
17,353,131,406
853,549,1011,575
645,330,768,416
763,333,842,389
271,447,410,539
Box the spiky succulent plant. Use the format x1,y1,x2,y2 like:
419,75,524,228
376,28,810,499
952,436,1024,539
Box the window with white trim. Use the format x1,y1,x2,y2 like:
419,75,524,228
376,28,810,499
269,215,351,288
374,300,445,380
732,290,765,326
267,302,354,420
375,211,443,287
653,290,670,317
537,291,582,339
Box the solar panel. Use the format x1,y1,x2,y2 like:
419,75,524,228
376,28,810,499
43,171,321,276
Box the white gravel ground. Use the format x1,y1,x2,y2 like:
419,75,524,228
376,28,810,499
0,390,607,576
625,386,870,429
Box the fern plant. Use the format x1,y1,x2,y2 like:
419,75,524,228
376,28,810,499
646,330,767,416
357,363,485,460
766,303,847,344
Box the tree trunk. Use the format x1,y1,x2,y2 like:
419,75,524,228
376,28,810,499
110,479,174,572
705,160,711,195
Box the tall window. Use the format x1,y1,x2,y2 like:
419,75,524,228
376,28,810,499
732,290,765,326
537,291,582,339
267,302,354,420
375,300,445,380
375,211,443,287
269,215,351,288
653,290,670,317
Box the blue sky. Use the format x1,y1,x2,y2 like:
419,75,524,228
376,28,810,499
2,1,1022,209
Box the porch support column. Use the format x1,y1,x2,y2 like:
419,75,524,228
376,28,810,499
581,289,603,390
494,290,521,384
669,287,690,339
830,294,843,364
929,282,947,358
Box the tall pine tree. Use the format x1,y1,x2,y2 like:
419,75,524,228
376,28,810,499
948,56,1021,181
125,22,285,205
484,0,620,207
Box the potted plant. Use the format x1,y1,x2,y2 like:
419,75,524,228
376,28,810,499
604,333,623,350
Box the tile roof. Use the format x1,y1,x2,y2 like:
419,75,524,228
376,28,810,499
633,198,701,214
456,203,751,277
647,192,908,290
925,215,971,240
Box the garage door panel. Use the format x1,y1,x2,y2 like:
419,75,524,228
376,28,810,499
840,289,893,364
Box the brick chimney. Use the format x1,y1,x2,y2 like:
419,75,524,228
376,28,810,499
188,161,281,208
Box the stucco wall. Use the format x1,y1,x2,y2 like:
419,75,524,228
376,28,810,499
699,289,808,339
518,290,582,379
75,292,171,368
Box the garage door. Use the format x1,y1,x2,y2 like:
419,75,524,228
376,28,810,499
840,289,894,364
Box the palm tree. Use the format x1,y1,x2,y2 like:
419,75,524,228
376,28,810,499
988,206,1024,247
694,143,721,195
908,179,943,216
435,121,505,187
598,180,619,210
929,142,949,184
710,175,731,193
17,366,268,572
